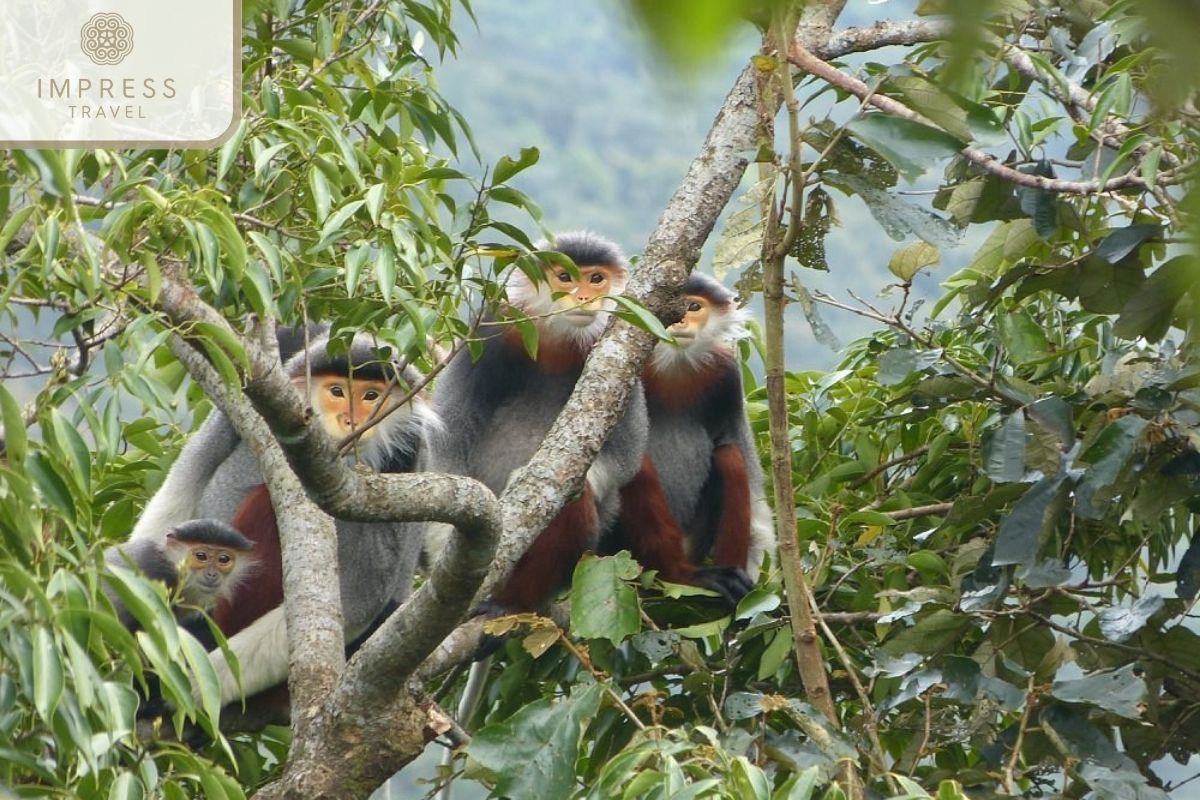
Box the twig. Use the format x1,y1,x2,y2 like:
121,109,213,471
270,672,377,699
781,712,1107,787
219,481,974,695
848,445,930,489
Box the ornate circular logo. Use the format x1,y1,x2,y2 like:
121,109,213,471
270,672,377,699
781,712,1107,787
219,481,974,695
80,13,134,66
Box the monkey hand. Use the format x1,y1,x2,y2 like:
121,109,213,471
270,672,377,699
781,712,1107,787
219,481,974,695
691,566,755,607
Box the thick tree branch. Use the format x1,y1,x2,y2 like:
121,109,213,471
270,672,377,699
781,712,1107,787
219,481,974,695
164,326,345,734
789,41,1194,194
153,268,501,756
820,20,950,58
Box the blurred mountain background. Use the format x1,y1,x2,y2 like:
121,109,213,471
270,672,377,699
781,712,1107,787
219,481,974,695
434,0,988,371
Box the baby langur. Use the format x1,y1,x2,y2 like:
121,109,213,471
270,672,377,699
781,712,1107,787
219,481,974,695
105,519,255,634
605,272,774,604
168,521,256,620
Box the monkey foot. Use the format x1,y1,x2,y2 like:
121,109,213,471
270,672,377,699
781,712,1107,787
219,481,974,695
692,566,755,606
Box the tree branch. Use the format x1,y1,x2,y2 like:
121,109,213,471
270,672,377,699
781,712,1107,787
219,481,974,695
788,41,1193,195
820,20,950,58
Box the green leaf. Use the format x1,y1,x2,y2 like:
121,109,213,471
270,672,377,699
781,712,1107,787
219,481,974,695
365,183,386,225
0,382,27,464
1075,415,1148,519
27,452,76,523
730,757,770,800
992,472,1071,566
1095,223,1160,264
876,347,941,385
180,629,224,728
216,119,249,182
1015,160,1058,239
32,628,64,721
308,166,333,223
1114,255,1200,342
888,76,1004,146
880,609,972,658
570,553,641,644
248,231,285,283
49,408,92,493
312,199,365,252
610,295,672,341
889,242,940,281
0,205,37,253
1050,663,1147,718
374,243,396,304
996,310,1049,362
468,682,605,800
1027,397,1074,446
846,114,964,182
493,146,540,184
253,142,291,186
108,770,145,800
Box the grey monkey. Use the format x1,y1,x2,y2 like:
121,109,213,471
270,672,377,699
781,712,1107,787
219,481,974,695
424,231,647,612
113,331,440,707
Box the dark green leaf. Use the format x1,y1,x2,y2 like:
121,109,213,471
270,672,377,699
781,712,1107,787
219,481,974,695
1114,255,1200,342
880,609,972,658
1095,223,1160,264
1075,415,1148,519
1027,397,1073,446
986,411,1026,483
846,114,965,182
993,472,1071,566
468,682,604,800
27,452,75,523
1015,160,1058,239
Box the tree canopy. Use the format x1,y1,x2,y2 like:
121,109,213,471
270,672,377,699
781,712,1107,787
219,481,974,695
1,0,1199,797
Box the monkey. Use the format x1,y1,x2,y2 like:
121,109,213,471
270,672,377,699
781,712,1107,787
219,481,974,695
203,332,439,706
104,518,256,637
425,230,647,613
604,271,774,603
118,329,438,710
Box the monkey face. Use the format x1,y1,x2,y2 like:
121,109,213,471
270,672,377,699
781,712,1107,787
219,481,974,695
546,265,621,326
186,546,239,595
309,375,396,438
669,295,713,346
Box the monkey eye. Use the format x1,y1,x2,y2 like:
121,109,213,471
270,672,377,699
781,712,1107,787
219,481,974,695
589,272,605,285
556,271,572,283
363,390,380,402
330,385,345,398
688,301,703,313
217,552,232,565
194,550,209,562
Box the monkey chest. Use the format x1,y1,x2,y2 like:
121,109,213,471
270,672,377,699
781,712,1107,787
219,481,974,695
645,414,715,521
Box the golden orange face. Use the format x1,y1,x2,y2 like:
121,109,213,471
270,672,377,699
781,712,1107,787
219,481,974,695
307,375,394,437
188,546,239,575
546,265,617,310
669,294,712,342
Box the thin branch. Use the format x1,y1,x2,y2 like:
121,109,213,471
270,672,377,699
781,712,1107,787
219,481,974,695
788,42,1195,195
848,445,930,489
881,502,954,521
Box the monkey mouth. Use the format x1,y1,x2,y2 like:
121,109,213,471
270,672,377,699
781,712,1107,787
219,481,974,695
562,308,599,326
